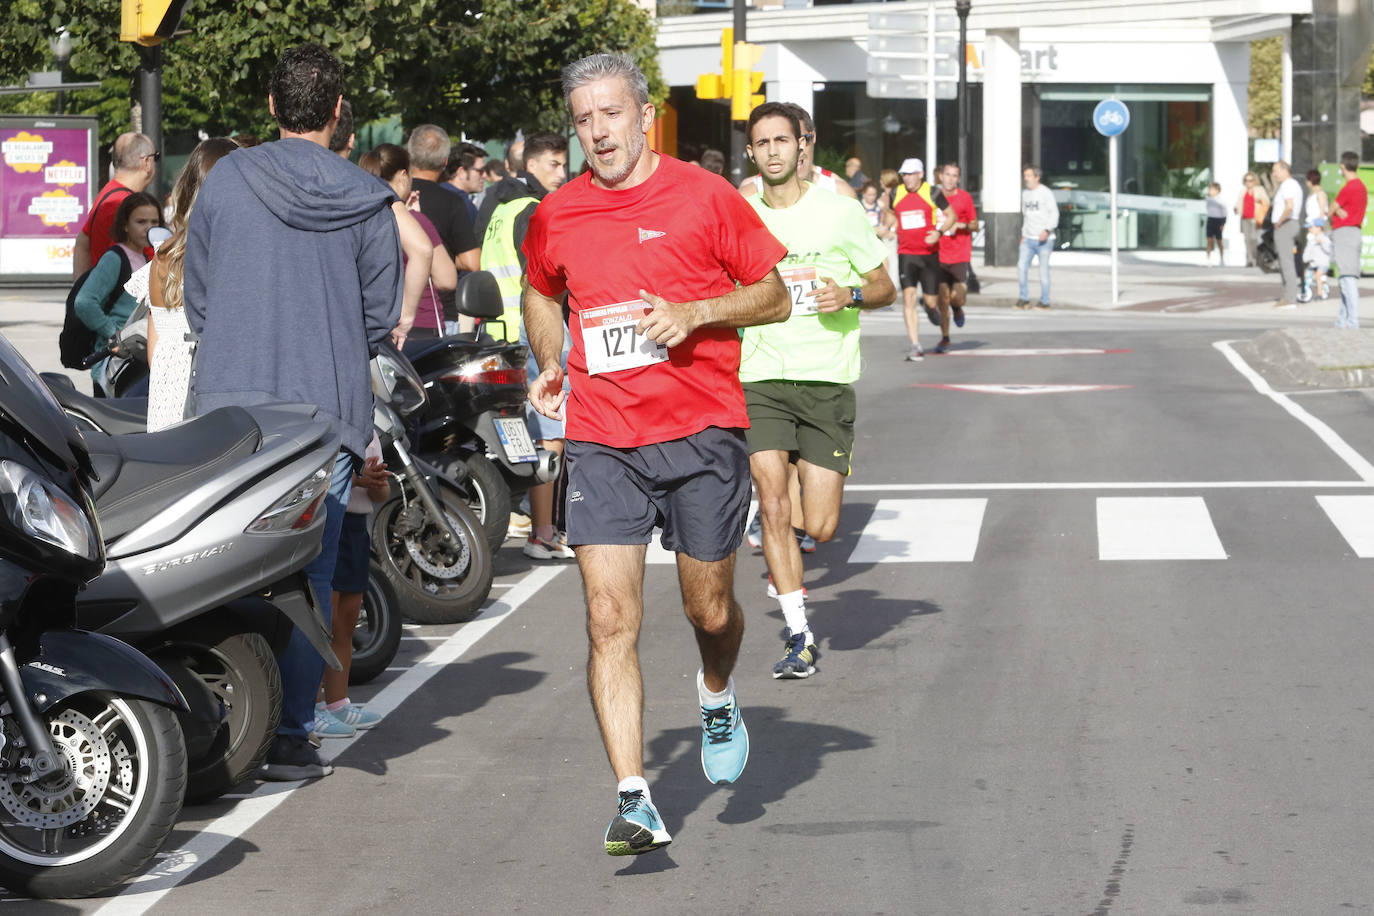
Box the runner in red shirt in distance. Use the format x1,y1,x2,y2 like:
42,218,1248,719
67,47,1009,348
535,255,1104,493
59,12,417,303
523,52,788,858
933,162,979,353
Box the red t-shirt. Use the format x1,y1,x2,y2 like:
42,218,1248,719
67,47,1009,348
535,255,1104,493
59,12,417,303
893,183,937,255
1332,177,1368,230
523,154,786,448
938,188,978,265
81,180,132,266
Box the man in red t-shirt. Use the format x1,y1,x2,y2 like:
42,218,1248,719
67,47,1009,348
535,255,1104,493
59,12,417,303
72,132,156,278
933,162,979,354
1329,150,1367,328
883,158,942,361
523,52,788,857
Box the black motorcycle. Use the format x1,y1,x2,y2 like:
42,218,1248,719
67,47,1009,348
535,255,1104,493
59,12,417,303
403,272,560,552
0,332,189,898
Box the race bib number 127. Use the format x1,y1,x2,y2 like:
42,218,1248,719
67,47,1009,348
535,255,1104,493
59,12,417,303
580,300,669,376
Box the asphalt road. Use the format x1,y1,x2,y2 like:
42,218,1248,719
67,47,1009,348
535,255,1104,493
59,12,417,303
7,306,1374,915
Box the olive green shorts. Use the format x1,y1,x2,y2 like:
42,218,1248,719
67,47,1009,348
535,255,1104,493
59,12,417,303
743,380,856,475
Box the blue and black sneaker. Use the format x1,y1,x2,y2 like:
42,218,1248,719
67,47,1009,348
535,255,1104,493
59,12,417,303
604,790,672,856
773,630,819,679
953,305,966,328
700,696,749,784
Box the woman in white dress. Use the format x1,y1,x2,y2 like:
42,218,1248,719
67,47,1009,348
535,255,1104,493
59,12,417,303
143,137,238,431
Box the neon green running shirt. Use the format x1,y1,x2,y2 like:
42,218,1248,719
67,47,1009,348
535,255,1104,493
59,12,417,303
740,185,889,384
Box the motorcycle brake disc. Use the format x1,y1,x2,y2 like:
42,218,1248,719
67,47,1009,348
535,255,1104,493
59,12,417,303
0,709,112,829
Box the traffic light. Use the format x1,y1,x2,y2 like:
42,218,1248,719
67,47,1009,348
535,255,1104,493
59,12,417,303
120,0,190,47
730,41,764,122
695,28,734,101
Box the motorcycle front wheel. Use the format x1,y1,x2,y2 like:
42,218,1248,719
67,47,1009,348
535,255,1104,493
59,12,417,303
435,453,511,554
372,480,494,625
348,563,402,685
0,694,186,899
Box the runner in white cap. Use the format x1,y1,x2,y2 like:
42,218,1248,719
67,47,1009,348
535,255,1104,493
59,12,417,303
883,158,943,361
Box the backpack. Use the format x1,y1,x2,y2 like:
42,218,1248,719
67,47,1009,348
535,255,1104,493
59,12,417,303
60,246,132,369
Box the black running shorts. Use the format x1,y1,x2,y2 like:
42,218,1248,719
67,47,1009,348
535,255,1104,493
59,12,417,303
898,253,940,295
563,426,751,562
331,512,371,594
1205,216,1225,240
938,261,969,287
743,380,855,476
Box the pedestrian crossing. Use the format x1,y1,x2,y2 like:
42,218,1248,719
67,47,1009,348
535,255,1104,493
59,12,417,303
640,494,1374,563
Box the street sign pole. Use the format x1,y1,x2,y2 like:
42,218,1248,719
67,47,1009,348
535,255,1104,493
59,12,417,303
926,2,936,172
1109,134,1119,304
1092,98,1130,306
956,1,970,180
730,0,747,186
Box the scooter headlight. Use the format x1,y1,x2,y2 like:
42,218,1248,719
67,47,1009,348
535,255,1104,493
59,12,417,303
246,460,333,534
0,460,98,561
371,351,426,417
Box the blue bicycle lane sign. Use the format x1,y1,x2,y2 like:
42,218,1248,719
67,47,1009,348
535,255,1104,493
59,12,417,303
1093,99,1130,137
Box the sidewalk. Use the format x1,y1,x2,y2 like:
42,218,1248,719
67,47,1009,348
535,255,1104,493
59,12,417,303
970,249,1374,324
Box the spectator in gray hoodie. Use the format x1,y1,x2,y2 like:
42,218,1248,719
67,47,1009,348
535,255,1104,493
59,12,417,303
185,42,402,781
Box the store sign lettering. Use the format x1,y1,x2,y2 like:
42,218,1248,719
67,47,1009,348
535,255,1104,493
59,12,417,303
965,44,1061,75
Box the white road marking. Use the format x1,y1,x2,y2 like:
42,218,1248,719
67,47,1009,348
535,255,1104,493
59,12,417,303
848,498,987,563
1214,339,1374,483
912,383,1131,395
92,565,566,916
946,347,1130,357
1316,495,1374,558
1096,496,1227,560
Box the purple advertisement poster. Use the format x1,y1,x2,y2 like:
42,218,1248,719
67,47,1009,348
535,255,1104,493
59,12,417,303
0,117,97,280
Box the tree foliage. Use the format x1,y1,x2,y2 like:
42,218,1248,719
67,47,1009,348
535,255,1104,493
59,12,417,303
0,0,664,150
1249,36,1281,137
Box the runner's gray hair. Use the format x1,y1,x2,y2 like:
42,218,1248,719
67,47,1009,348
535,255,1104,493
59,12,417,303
562,53,649,110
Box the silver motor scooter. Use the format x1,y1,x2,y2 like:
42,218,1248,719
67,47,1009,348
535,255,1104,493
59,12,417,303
40,377,341,803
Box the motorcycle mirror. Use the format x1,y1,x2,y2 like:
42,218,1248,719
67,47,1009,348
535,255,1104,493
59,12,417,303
147,226,173,251
454,270,504,320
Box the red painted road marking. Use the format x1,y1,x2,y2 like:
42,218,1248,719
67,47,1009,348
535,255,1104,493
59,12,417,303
912,383,1132,395
945,348,1132,357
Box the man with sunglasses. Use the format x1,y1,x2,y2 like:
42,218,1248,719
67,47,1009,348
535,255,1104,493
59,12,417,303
72,132,157,277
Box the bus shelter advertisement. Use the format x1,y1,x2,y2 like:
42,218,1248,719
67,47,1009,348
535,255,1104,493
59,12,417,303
0,117,97,283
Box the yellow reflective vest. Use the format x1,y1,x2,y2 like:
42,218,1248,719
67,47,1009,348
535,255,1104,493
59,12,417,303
479,196,538,343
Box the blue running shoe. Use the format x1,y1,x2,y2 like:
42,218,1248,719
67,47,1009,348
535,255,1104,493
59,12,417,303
773,630,819,679
923,303,941,327
604,790,672,856
700,696,749,784
953,305,966,328
746,511,763,549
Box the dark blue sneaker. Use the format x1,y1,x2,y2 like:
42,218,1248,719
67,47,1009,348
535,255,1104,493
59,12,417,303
773,630,819,679
700,696,749,784
604,790,672,856
953,305,965,328
923,303,941,327
934,337,951,354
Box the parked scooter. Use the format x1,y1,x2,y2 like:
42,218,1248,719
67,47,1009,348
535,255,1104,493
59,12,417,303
402,272,559,552
0,333,189,899
40,375,341,803
371,342,493,624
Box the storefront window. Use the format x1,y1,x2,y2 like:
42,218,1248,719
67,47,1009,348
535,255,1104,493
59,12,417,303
1030,84,1212,250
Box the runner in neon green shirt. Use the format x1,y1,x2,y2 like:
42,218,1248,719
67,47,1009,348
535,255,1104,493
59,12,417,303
740,102,896,679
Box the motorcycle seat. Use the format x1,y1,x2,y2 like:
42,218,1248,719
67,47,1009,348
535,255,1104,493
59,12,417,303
40,375,149,436
85,407,263,542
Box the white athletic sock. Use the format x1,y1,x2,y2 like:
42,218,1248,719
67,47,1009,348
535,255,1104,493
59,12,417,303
617,775,649,800
776,589,809,637
697,669,735,708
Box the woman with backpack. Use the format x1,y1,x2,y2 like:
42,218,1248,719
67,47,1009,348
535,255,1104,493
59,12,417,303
73,190,163,391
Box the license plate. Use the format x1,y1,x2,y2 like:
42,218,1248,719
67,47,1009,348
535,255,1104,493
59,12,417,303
494,416,538,463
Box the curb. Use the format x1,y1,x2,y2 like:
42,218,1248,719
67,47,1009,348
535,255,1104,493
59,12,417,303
1247,328,1374,389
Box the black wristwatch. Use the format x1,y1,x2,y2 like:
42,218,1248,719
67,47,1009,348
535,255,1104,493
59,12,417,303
849,286,863,307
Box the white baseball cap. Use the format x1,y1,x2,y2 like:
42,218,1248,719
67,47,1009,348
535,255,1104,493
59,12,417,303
898,158,924,175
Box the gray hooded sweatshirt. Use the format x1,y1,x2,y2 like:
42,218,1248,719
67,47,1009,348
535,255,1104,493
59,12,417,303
185,138,401,457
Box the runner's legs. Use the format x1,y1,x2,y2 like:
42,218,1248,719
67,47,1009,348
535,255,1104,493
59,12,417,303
795,458,846,543
677,551,744,693
751,449,804,595
579,543,648,780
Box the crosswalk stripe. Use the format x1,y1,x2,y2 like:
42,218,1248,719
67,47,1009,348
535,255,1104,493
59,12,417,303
1096,496,1227,560
847,498,987,563
1316,495,1374,558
